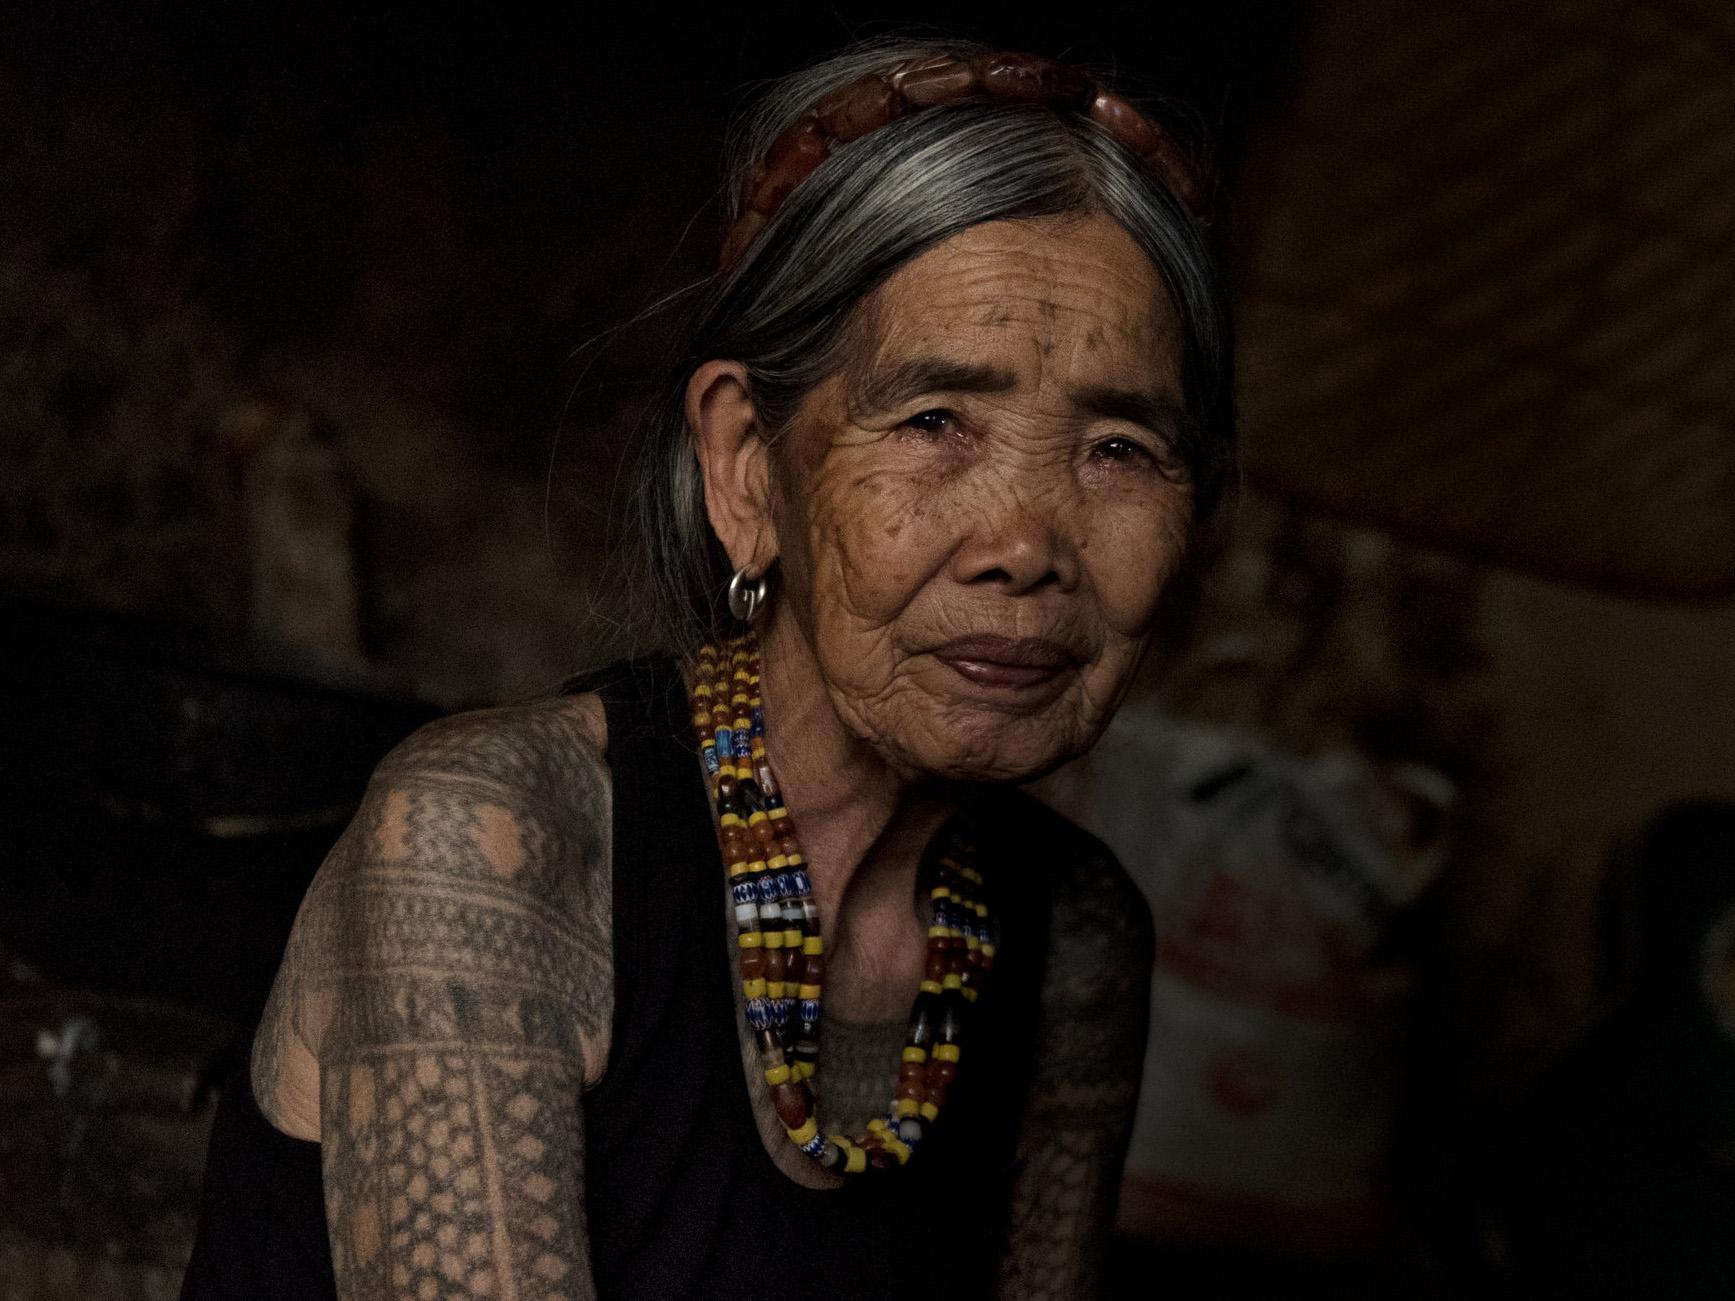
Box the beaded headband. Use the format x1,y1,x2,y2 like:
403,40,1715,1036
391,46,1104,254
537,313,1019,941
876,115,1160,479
720,49,1206,269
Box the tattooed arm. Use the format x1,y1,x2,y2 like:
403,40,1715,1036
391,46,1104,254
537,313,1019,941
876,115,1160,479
996,836,1155,1301
252,698,612,1300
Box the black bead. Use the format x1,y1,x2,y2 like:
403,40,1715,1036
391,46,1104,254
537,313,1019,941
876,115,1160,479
908,990,940,1049
937,990,965,1046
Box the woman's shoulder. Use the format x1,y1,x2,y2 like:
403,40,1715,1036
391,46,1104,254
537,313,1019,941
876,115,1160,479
336,689,615,914
376,689,609,792
257,689,619,1124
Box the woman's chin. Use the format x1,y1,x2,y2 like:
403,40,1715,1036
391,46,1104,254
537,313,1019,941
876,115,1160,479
833,663,1115,785
892,710,1090,786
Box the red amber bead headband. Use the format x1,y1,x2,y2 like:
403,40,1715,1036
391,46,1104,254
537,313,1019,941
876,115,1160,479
720,49,1208,269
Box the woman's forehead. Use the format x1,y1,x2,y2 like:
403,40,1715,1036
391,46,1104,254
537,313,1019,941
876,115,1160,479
845,214,1183,400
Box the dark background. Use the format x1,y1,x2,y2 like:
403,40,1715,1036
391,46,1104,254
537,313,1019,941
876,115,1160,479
3,2,1733,1298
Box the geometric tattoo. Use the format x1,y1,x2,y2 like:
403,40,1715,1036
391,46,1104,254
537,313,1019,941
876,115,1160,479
994,837,1155,1301
321,1051,588,1298
252,697,611,1300
251,692,1151,1301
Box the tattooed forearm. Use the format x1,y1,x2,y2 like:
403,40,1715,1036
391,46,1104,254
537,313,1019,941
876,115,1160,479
255,699,612,1301
322,1048,589,1297
997,842,1154,1301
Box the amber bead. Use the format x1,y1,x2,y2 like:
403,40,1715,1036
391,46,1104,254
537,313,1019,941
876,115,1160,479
971,51,1092,107
753,758,780,802
925,954,949,982
815,73,902,143
1088,92,1163,159
769,1082,810,1128
898,1062,925,1087
801,953,825,984
765,948,790,982
892,55,976,108
926,1058,958,1088
748,115,830,215
1142,136,1203,212
897,1079,924,1102
1089,92,1201,210
740,949,766,981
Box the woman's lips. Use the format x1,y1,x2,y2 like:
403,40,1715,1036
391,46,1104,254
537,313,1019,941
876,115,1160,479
930,635,1082,690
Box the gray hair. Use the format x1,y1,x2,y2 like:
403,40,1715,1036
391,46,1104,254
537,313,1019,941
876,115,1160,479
622,35,1235,655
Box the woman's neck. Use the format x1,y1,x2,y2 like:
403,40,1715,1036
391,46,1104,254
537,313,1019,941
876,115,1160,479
748,612,958,998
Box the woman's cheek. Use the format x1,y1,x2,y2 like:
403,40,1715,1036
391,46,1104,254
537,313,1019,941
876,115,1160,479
1086,493,1188,636
811,463,944,628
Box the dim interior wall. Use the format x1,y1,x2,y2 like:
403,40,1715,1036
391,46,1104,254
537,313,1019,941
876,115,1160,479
0,26,710,705
1466,570,1735,1070
1145,489,1735,1101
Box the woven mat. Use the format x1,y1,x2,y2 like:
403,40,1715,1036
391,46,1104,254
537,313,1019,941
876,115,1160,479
1233,0,1735,599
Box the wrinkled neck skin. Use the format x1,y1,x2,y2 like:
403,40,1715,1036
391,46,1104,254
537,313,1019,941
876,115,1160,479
694,605,958,1019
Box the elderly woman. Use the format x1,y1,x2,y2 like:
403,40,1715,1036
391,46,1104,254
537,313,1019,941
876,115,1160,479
184,34,1232,1301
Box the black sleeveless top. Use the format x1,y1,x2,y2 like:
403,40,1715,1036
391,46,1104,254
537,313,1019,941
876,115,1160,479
183,655,1052,1299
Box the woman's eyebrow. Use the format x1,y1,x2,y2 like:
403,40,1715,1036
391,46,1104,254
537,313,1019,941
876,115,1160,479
851,358,1192,441
853,356,1018,415
1069,383,1192,440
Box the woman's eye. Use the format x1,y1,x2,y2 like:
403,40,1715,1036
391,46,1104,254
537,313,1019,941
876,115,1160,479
1092,435,1153,464
903,409,957,438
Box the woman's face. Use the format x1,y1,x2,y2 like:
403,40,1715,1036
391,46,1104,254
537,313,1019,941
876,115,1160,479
767,212,1195,782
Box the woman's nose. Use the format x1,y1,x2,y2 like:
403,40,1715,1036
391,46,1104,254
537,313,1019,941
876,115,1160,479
949,491,1081,595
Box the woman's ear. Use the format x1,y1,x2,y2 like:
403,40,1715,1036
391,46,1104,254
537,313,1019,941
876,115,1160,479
688,360,777,573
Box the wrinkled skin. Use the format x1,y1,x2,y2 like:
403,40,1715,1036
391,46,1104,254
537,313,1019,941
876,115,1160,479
702,211,1194,784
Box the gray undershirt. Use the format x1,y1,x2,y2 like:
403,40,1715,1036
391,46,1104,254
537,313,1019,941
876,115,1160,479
811,1014,906,1136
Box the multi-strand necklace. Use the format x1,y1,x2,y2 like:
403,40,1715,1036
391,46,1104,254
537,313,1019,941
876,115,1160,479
688,632,999,1175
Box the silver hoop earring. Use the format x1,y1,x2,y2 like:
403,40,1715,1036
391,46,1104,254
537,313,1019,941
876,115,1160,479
727,565,770,623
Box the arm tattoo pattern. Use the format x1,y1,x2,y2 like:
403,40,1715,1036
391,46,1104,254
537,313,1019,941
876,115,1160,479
321,1051,589,1298
255,700,613,1301
997,841,1156,1301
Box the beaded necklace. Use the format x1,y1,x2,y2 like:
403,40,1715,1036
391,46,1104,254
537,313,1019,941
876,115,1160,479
688,632,999,1175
